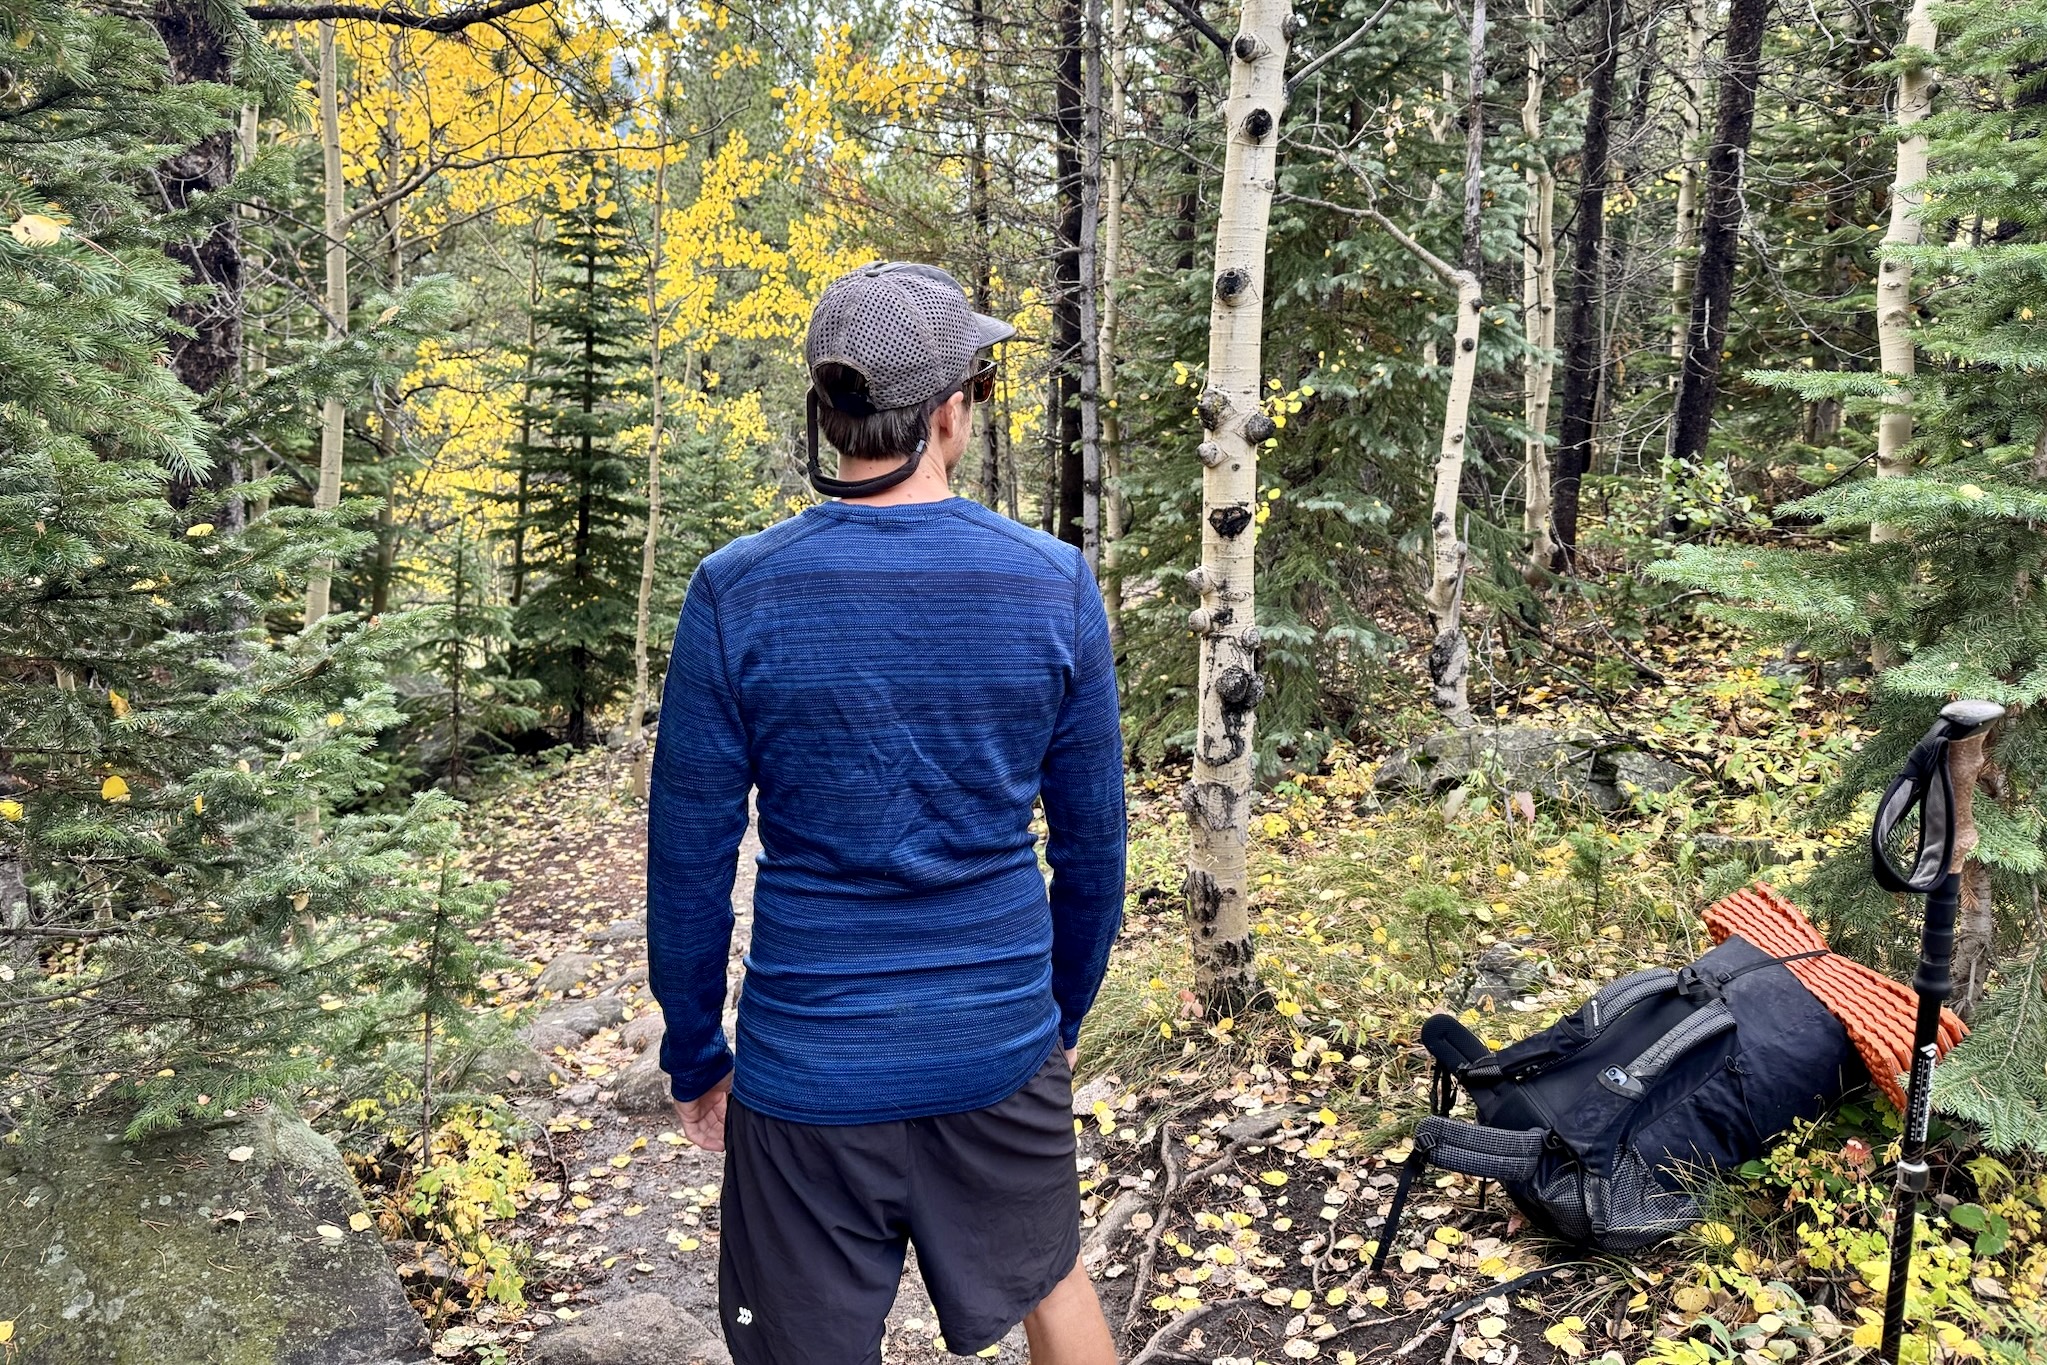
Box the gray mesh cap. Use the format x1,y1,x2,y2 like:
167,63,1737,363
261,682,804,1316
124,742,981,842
805,261,1015,414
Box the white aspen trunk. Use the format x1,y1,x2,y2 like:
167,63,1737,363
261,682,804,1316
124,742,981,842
630,57,671,804
1668,0,1710,377
1519,0,1556,579
1872,0,1936,548
1077,0,1104,571
370,28,404,616
1362,208,1481,727
305,19,348,626
1183,2,1292,1012
1098,0,1129,640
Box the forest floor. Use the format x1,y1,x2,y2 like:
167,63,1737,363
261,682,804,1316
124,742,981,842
389,612,2045,1365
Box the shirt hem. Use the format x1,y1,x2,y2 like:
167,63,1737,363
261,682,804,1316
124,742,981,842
730,1033,1058,1127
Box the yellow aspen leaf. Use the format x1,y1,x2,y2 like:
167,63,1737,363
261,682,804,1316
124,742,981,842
1290,1288,1312,1310
185,522,214,538
348,1212,372,1232
0,1320,12,1343
0,800,21,821
109,690,129,718
101,775,130,802
326,712,346,727
316,1224,344,1240
1260,1170,1288,1186
9,213,63,246
193,794,204,814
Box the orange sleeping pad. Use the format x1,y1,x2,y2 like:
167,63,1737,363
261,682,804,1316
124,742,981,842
1702,883,1965,1111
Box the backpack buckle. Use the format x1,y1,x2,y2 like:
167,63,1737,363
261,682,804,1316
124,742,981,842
1676,964,1723,1003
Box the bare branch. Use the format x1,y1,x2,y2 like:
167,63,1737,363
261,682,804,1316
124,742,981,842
1286,0,1400,96
1153,0,1228,55
243,0,554,31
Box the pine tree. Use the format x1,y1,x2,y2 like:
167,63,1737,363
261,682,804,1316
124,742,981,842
1656,0,2047,1150
0,0,491,1142
503,174,646,749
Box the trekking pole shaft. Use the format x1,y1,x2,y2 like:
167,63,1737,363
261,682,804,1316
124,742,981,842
1879,869,1960,1365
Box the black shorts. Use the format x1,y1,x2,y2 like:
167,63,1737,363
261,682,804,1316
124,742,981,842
717,1047,1080,1364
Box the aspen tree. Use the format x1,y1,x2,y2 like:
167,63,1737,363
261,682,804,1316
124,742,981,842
1078,0,1105,570
630,43,674,803
1519,0,1556,580
1183,1,1294,1011
306,18,349,626
1099,0,1129,637
1871,0,1937,547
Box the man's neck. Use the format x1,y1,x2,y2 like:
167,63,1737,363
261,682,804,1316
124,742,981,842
837,453,955,507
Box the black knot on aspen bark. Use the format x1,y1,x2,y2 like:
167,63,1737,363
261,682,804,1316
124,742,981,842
1210,933,1256,967
1182,867,1224,934
1243,107,1273,140
1460,336,1476,353
1242,411,1277,443
1182,780,1236,833
1196,389,1228,429
1197,440,1226,468
1281,12,1304,38
1232,32,1261,62
1214,267,1250,303
1208,505,1254,539
1217,664,1265,712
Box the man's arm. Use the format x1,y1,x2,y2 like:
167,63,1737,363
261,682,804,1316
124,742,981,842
1041,564,1127,1051
646,569,753,1108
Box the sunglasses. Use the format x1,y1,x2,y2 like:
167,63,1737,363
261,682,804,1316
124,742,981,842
961,357,999,405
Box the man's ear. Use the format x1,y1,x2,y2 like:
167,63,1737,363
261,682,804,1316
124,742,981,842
931,391,967,447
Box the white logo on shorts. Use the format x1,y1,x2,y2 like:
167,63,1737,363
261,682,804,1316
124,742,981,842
736,1308,754,1327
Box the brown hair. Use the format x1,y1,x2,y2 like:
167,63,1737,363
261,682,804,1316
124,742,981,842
813,362,966,463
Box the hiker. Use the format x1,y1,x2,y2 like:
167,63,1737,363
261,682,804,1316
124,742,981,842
645,261,1127,1365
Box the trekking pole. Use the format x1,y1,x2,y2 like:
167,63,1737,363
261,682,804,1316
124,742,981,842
1870,698,2002,1365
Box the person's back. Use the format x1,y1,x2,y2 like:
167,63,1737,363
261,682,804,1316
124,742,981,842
645,261,1124,1365
653,496,1123,1122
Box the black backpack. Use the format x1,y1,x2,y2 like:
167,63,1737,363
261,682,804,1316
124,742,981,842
1372,934,1865,1262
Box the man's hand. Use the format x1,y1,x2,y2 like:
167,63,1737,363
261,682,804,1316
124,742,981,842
669,1072,732,1152
1064,1046,1078,1072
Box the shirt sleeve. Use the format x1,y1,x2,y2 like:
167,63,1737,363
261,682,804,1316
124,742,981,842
1040,562,1127,1050
646,568,753,1104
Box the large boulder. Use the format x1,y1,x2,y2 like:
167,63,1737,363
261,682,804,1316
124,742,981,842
530,1292,728,1365
1373,725,1690,812
0,1105,428,1365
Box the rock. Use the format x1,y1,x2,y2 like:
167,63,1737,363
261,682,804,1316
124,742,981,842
1221,1105,1311,1141
521,1022,585,1057
0,1106,430,1365
504,1097,556,1139
531,996,627,1039
531,1292,728,1365
590,917,646,944
1447,939,1551,1011
1373,726,1692,813
536,952,601,996
617,965,650,986
1070,1074,1118,1117
612,1050,675,1116
451,1039,556,1095
620,1012,665,1053
1693,832,1783,869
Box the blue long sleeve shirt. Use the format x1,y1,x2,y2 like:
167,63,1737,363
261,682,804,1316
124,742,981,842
645,496,1127,1125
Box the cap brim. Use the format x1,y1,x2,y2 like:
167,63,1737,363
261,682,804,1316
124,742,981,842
971,313,1017,349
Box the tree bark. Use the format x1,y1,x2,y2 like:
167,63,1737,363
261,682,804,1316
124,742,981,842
369,29,405,617
151,3,245,527
1077,0,1105,571
1667,0,1711,378
1547,0,1623,569
630,55,672,803
1053,0,1086,546
306,18,350,626
1872,0,1937,547
1183,1,1292,1014
1519,0,1557,581
1665,0,1770,490
971,0,1004,513
239,102,271,522
1099,0,1130,640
